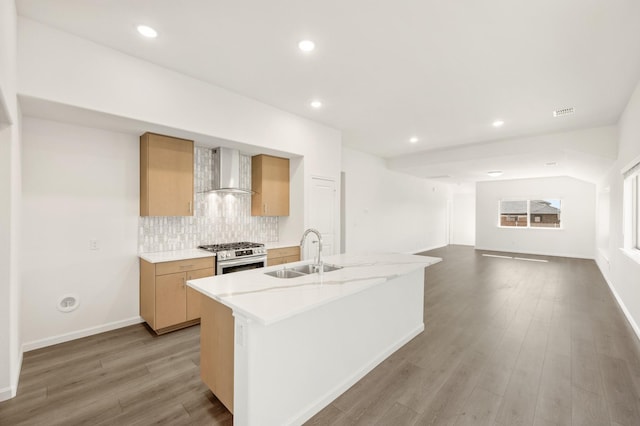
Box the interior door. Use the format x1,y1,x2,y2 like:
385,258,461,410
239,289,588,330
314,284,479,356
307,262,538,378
307,176,337,260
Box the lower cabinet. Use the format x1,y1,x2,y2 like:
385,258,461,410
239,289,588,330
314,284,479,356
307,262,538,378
200,296,234,413
267,246,301,266
140,256,215,334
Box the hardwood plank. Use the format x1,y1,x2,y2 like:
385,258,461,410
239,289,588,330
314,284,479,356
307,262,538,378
414,350,488,424
305,404,348,425
534,352,571,425
3,246,640,425
375,402,418,425
598,354,640,425
572,385,611,426
572,337,605,396
493,318,549,426
455,387,502,426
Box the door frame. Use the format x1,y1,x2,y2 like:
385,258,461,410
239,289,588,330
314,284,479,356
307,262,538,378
306,175,339,259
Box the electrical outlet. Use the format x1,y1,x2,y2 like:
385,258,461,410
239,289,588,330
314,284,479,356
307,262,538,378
89,239,99,250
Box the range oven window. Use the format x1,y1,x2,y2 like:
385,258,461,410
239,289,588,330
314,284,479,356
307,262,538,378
218,258,266,275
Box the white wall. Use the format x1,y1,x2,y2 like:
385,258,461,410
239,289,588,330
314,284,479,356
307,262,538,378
342,147,451,254
0,0,22,402
476,176,596,259
14,18,341,354
17,18,342,245
451,184,476,246
21,117,141,349
596,79,640,338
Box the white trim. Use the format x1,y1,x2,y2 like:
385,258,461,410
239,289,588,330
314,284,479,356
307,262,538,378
0,343,24,402
598,247,610,263
474,246,594,260
620,247,640,265
22,316,144,352
621,154,640,176
410,244,447,255
0,386,13,402
291,324,424,426
497,225,563,230
596,260,640,343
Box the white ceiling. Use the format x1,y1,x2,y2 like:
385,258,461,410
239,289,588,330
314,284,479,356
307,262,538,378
16,0,640,182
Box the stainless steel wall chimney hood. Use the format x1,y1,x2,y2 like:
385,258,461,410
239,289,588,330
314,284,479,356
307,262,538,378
208,147,252,194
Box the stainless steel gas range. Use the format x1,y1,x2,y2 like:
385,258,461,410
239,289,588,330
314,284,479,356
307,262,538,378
198,242,267,275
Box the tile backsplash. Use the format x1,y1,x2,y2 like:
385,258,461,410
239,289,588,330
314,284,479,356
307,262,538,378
138,148,278,253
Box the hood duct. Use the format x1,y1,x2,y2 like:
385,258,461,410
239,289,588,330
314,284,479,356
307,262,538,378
207,147,252,194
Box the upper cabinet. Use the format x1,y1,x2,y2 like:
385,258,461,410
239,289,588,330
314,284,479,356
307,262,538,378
140,132,194,217
251,154,290,216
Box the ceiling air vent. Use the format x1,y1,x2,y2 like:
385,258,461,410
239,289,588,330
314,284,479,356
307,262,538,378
553,107,575,117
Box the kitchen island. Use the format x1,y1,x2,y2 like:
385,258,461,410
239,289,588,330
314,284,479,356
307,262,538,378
187,252,441,426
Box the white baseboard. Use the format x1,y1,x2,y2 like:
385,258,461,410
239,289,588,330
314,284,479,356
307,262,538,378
410,244,447,255
291,323,424,426
22,316,144,352
0,385,13,402
595,261,640,343
474,246,594,260
0,342,24,402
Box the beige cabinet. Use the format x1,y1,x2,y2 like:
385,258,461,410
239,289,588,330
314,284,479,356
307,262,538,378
140,257,214,334
201,296,235,413
267,246,301,266
140,132,194,217
251,154,290,216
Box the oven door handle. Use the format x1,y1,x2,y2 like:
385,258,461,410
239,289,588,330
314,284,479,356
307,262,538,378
218,255,267,267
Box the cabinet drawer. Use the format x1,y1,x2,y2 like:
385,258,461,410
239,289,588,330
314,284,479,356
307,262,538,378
268,246,300,259
156,257,214,276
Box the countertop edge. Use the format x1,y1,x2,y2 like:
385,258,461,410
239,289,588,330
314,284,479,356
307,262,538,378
188,253,442,326
139,249,216,263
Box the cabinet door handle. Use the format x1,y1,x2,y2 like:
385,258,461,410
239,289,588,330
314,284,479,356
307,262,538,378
188,201,192,214
182,276,186,288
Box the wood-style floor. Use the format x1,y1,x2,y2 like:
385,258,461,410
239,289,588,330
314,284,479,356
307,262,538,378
2,245,640,425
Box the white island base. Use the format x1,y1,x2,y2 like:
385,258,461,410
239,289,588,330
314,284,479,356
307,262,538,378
189,253,441,426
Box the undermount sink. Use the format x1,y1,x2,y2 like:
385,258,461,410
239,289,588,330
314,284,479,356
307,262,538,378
289,263,343,274
264,269,307,279
265,263,343,279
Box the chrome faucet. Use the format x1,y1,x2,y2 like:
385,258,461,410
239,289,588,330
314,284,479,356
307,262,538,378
300,228,323,273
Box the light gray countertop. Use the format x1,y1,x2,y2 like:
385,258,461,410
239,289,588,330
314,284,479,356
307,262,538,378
188,252,441,325
139,248,215,263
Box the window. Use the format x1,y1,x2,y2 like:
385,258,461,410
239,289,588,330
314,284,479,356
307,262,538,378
636,175,640,249
635,175,640,249
499,200,527,227
624,160,640,251
499,199,561,228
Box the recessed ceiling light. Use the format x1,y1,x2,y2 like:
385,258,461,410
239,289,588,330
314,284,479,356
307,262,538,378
310,100,322,109
553,107,574,117
487,170,503,177
492,120,505,128
409,137,419,143
298,40,315,52
545,162,557,166
137,25,158,38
